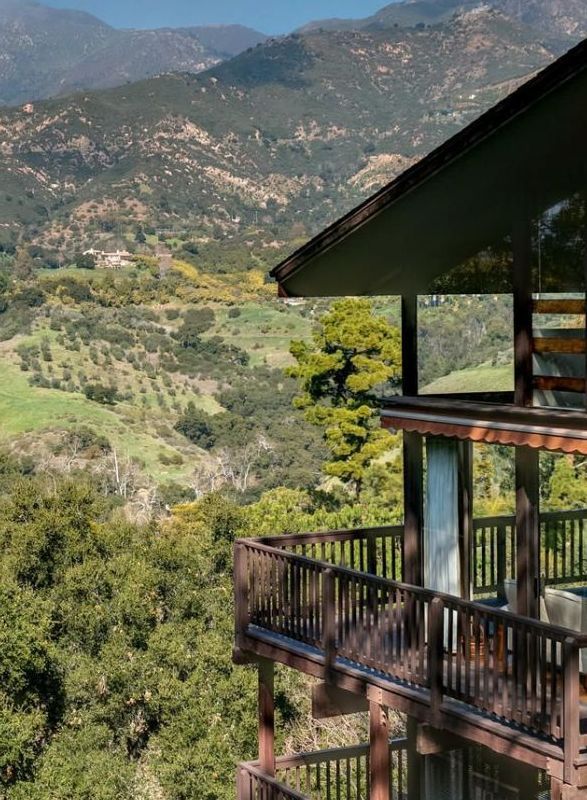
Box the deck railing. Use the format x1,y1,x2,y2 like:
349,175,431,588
257,526,404,583
472,509,587,597
235,538,587,779
257,510,587,599
238,741,408,800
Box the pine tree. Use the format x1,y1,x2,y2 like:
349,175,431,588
288,298,401,495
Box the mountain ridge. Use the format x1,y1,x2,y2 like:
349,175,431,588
299,0,587,41
0,7,561,270
0,1,267,106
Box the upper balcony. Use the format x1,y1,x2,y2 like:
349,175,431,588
234,510,587,791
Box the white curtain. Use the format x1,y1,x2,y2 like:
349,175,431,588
424,437,461,597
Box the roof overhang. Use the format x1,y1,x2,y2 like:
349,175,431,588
381,397,587,455
272,39,587,298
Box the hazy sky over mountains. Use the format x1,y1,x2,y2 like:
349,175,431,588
42,0,390,33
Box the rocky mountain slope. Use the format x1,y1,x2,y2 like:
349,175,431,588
0,6,568,267
0,0,267,105
301,0,587,42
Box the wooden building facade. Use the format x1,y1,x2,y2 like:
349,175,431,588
234,38,587,800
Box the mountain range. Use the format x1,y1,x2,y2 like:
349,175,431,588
0,0,267,105
0,0,585,268
301,0,587,41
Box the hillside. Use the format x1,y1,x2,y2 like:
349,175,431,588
0,0,267,105
0,7,559,269
301,0,587,42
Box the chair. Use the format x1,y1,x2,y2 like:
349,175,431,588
503,578,550,622
544,587,587,673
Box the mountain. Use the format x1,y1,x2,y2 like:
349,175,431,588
300,0,587,42
0,7,563,268
0,0,267,106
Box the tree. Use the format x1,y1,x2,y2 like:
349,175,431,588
175,308,216,348
83,383,118,405
174,402,217,450
75,252,96,270
288,299,401,495
13,248,35,280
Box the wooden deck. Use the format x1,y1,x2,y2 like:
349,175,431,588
234,521,587,789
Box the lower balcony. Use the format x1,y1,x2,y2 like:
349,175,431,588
234,511,587,791
237,737,551,799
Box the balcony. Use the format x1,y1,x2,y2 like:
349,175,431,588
237,737,551,800
234,511,587,789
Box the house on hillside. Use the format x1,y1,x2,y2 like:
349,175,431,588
83,248,133,269
234,38,587,800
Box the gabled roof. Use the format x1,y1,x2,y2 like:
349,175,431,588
272,38,587,298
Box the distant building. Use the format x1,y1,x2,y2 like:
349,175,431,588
83,248,133,269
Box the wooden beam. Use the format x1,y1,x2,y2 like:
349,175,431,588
415,723,467,756
533,298,586,315
513,217,534,408
312,683,368,719
369,700,390,800
258,660,275,777
533,375,586,394
533,337,586,355
515,446,540,618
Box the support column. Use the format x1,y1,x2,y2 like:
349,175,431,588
369,700,390,800
513,216,534,409
404,433,423,586
513,215,540,618
258,660,275,777
515,446,540,618
406,717,422,799
583,196,587,411
401,295,423,586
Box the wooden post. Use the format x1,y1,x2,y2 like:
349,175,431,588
234,543,249,647
367,531,378,576
513,216,534,408
258,660,275,777
369,700,390,800
401,294,418,397
403,433,423,586
496,523,507,602
584,197,587,411
322,569,336,679
563,637,580,786
401,295,424,587
237,767,252,800
513,214,540,617
429,597,444,724
515,446,540,618
458,441,473,601
406,717,423,799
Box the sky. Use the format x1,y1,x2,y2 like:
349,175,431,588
42,0,391,34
